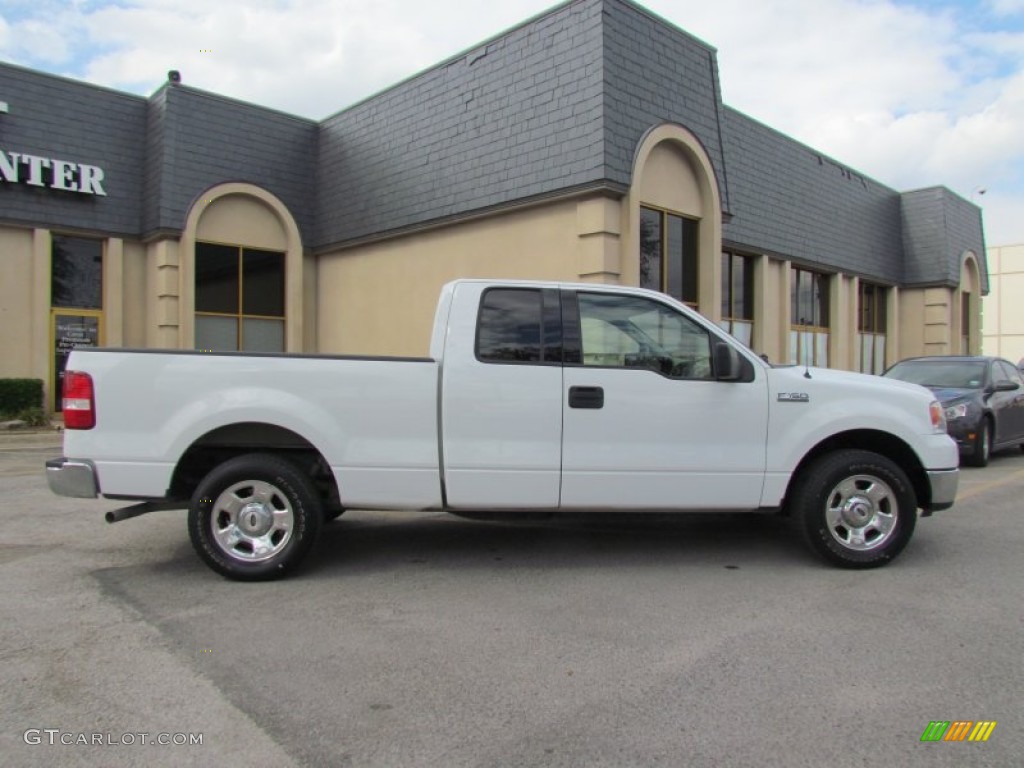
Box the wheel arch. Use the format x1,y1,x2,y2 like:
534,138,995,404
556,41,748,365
781,429,928,515
169,422,340,510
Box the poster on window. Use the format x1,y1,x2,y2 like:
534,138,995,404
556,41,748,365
54,315,100,411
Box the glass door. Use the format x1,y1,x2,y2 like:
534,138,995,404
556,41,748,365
51,311,103,412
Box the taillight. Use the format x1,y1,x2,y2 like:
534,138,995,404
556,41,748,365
63,371,96,429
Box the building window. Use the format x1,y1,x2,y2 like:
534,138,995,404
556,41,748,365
51,236,104,412
790,267,830,367
961,294,970,354
719,252,754,346
857,282,888,374
52,236,103,310
639,206,699,307
195,242,285,352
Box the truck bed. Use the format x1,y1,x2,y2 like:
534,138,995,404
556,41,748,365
63,348,443,509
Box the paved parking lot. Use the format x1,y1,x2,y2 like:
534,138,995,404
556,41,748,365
1,432,1021,767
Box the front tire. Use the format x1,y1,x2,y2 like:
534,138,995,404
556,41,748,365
966,419,991,467
790,449,917,569
188,453,322,580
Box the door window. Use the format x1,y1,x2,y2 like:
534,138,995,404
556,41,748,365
996,361,1023,387
577,293,712,379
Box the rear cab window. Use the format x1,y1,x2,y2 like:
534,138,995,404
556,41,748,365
476,288,562,364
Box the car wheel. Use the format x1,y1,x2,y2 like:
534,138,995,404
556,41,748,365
966,419,991,468
189,453,322,580
790,449,917,568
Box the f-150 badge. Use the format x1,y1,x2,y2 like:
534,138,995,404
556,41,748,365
778,392,810,402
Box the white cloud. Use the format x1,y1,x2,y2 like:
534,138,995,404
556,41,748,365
979,190,1024,245
76,0,555,115
643,0,1024,242
2,0,1022,244
987,0,1024,15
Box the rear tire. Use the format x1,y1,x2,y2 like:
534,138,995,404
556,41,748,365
790,449,917,569
966,419,991,468
188,453,322,580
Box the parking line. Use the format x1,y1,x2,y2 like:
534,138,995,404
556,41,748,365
955,466,1024,503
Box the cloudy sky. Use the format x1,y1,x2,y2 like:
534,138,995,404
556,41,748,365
2,0,1022,245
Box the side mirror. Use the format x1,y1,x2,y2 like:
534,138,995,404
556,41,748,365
714,342,742,381
993,380,1020,393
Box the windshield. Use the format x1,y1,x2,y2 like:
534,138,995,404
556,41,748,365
884,360,986,389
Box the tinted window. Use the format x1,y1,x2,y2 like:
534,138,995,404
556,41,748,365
477,289,543,363
51,236,103,309
639,208,662,292
242,248,285,316
195,242,240,314
639,207,698,306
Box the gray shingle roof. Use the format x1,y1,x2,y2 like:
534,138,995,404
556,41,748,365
901,187,988,291
315,0,607,249
721,107,905,283
0,0,987,294
0,62,146,236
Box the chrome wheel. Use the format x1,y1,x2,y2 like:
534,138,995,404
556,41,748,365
210,479,294,563
793,450,916,568
823,474,898,552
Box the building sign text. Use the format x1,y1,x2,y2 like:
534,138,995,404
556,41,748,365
0,150,106,196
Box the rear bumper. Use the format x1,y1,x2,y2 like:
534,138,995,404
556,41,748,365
46,457,99,498
924,468,959,512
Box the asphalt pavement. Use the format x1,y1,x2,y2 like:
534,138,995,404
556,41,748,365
1,430,1021,767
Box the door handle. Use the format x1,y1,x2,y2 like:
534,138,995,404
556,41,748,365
569,386,604,409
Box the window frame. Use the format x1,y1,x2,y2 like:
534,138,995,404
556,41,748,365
790,266,831,367
961,294,971,354
857,281,889,374
573,291,715,381
474,287,563,366
720,251,754,346
639,205,699,308
194,241,286,352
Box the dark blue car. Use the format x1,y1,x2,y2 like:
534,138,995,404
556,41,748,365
883,356,1024,467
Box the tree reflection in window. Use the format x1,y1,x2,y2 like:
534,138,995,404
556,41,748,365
578,293,712,379
477,289,543,362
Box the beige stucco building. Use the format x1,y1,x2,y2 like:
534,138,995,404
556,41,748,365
982,243,1024,364
0,0,988,415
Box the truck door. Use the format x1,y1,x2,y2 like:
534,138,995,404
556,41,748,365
560,290,769,510
440,285,564,509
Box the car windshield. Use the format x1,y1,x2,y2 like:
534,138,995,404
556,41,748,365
884,360,986,389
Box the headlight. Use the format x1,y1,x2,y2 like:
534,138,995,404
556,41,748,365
944,403,968,421
930,401,947,432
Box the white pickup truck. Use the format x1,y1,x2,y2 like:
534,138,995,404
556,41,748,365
47,279,959,579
